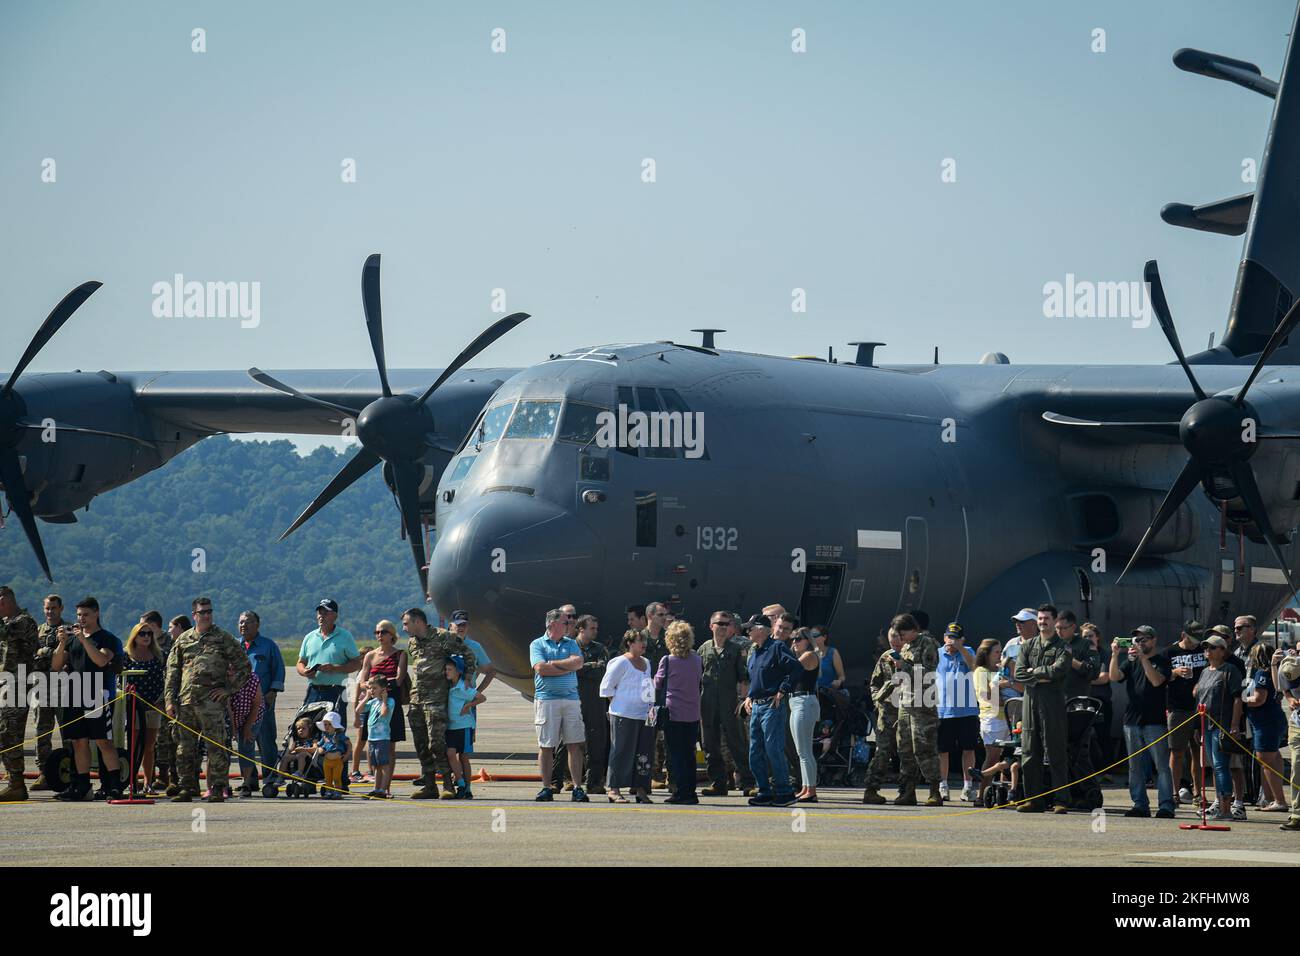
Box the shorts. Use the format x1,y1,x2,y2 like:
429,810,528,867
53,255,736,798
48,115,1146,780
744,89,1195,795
937,714,979,752
1167,709,1200,750
979,717,1009,745
368,740,391,766
445,728,471,753
61,703,112,741
1249,720,1286,753
534,698,585,749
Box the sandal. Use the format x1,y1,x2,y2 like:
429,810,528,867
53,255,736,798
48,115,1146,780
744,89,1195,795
1262,801,1288,812
607,791,628,803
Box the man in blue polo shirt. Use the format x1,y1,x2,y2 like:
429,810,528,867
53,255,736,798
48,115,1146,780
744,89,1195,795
742,614,802,808
529,607,588,803
238,609,285,794
297,598,361,725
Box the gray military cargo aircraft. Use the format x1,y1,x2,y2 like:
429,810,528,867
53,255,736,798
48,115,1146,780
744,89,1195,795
7,11,1300,696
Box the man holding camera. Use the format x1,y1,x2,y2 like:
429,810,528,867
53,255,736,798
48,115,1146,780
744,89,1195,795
51,597,124,801
1110,625,1175,817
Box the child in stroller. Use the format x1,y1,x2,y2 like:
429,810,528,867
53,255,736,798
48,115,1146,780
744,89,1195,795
265,704,329,798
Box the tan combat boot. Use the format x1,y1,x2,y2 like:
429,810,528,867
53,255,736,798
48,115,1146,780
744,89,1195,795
0,774,29,801
893,784,917,806
410,785,440,799
30,773,52,791
924,784,944,807
861,788,886,805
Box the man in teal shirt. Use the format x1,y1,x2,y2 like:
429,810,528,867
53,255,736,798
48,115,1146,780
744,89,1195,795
529,608,586,802
297,598,361,724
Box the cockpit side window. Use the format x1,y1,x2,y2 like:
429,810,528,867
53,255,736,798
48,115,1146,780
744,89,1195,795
504,400,561,439
557,401,608,445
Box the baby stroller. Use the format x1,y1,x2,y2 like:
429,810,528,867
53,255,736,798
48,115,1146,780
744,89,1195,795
814,686,873,787
981,697,1023,808
263,699,331,799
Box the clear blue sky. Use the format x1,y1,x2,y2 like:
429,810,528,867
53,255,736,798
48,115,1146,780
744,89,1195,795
3,0,1293,450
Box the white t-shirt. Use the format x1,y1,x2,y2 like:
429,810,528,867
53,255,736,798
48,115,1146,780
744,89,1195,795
600,654,654,720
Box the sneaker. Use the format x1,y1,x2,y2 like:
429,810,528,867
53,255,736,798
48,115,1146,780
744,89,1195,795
1123,806,1151,818
747,793,773,807
571,787,590,803
741,788,757,797
1178,786,1193,803
534,787,554,802
771,794,796,807
1156,808,1176,819
349,771,364,783
960,784,974,802
938,780,949,799
1211,806,1233,821
1232,804,1248,821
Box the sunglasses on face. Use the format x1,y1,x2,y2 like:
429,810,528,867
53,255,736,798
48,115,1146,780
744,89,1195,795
195,609,213,616
138,631,153,638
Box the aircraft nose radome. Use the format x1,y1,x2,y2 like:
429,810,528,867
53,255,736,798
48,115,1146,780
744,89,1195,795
428,494,604,681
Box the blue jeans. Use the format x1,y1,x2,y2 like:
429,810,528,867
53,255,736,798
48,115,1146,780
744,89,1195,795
236,701,279,782
789,694,820,788
749,698,792,798
1123,724,1173,812
1205,727,1234,802
305,684,347,725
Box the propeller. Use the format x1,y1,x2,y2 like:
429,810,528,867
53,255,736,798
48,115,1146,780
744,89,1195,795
1046,260,1300,599
248,254,528,596
0,280,104,580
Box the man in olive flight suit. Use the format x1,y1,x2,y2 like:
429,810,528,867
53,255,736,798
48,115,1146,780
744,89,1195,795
1013,603,1073,814
699,610,755,796
862,627,904,804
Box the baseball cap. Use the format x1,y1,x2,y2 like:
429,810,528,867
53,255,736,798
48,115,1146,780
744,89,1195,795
316,711,344,731
448,654,466,674
1131,625,1157,639
316,598,339,613
450,610,470,624
1202,635,1228,651
1209,625,1233,639
1012,608,1037,622
1183,621,1205,638
745,613,772,630
1279,655,1300,683
943,622,965,639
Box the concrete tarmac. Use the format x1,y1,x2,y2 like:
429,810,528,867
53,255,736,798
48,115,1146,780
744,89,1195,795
5,671,1297,867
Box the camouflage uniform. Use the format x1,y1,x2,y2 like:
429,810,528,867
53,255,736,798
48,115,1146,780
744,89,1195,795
153,629,177,774
0,609,39,796
895,631,941,800
1013,632,1073,809
406,636,434,783
698,636,754,792
408,628,475,796
863,649,900,794
32,618,64,769
164,625,250,798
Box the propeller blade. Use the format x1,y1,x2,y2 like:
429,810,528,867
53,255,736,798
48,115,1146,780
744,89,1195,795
1228,462,1300,605
4,281,103,395
361,254,392,398
1117,457,1203,583
279,447,381,540
246,368,360,417
0,450,52,580
1260,428,1300,440
1041,412,1181,437
415,312,530,407
1144,261,1207,402
13,420,156,447
1232,295,1300,405
391,460,429,598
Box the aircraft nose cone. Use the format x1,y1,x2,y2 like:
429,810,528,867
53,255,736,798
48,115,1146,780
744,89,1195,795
428,494,604,684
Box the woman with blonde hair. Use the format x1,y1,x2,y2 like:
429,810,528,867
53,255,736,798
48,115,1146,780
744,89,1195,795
356,619,407,785
123,622,166,796
654,621,704,804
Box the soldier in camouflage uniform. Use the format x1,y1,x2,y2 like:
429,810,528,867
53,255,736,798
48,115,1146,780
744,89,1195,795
862,628,904,804
30,593,66,789
165,597,251,803
0,587,39,801
403,608,475,799
893,613,943,806
1013,604,1073,814
699,610,754,796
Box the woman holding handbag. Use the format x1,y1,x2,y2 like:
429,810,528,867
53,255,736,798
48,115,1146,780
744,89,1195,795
655,621,704,805
600,629,657,803
358,620,408,785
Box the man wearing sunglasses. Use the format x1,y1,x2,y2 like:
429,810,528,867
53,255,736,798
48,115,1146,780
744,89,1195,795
699,611,754,797
1109,625,1175,818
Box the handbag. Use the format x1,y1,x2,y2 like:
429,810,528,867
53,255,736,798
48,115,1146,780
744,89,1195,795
649,655,671,726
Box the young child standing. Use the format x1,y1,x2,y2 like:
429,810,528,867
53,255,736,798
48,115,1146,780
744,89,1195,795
316,712,350,799
362,675,395,798
446,656,485,798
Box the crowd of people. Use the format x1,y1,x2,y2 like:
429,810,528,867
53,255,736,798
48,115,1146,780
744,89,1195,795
1,584,1298,830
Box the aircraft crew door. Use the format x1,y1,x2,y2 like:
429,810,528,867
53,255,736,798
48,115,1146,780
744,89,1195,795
798,563,846,627
897,516,928,614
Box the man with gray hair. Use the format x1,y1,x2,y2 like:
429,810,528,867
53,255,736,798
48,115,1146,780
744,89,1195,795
530,608,587,802
237,610,284,795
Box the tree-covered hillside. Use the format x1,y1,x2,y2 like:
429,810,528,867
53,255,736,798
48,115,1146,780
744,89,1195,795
0,437,425,647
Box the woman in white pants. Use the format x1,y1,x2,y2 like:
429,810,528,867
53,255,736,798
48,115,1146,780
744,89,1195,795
600,629,657,803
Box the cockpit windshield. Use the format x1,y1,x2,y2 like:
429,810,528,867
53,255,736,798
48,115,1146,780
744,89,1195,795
504,400,561,439
476,402,516,446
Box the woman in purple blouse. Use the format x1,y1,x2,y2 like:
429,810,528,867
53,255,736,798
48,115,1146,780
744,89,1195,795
655,621,704,804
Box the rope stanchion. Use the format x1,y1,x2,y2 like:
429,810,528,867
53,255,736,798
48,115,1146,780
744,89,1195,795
109,673,153,806
1180,703,1228,831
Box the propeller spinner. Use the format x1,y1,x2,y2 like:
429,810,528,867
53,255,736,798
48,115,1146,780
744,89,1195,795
248,254,528,597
